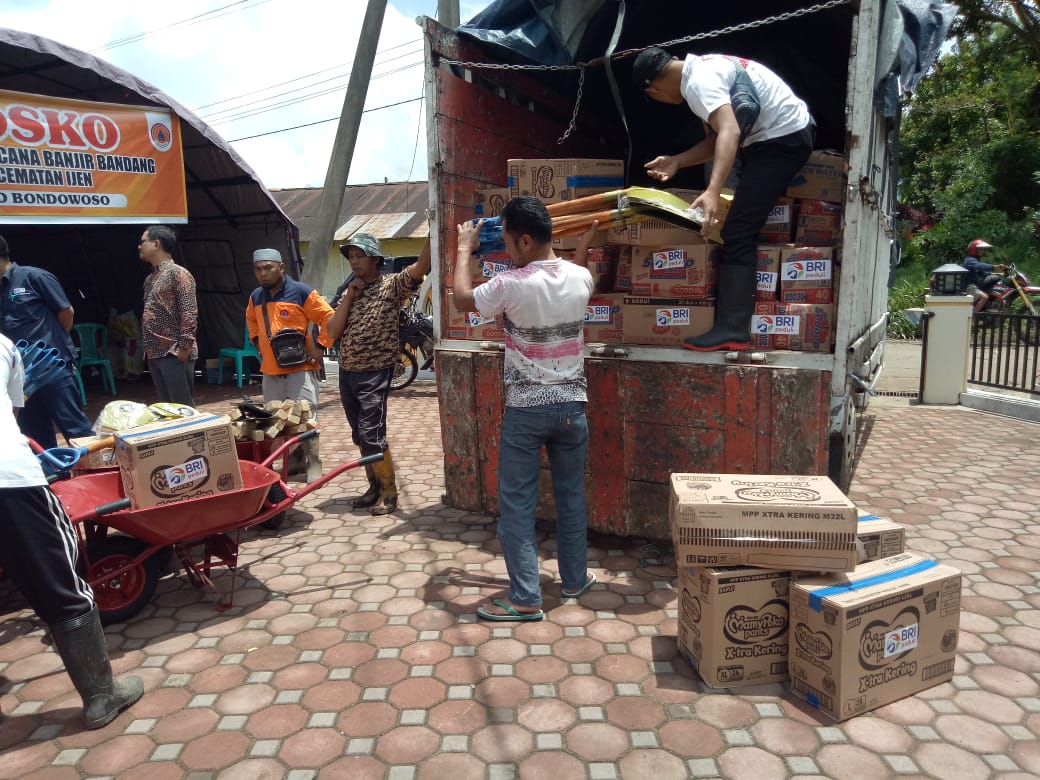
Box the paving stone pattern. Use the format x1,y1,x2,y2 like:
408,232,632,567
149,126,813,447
1,383,1038,779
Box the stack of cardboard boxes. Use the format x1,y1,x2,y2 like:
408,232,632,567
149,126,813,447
670,473,961,721
466,152,847,352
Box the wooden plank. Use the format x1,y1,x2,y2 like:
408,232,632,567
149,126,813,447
624,421,721,483
437,351,481,510
472,351,505,515
620,361,728,428
768,368,828,474
626,480,671,540
586,359,626,535
722,365,758,473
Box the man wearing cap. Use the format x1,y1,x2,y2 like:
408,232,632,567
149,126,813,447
633,47,814,351
327,233,431,515
246,248,335,482
962,239,1005,314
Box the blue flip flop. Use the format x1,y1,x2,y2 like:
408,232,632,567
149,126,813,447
562,572,597,599
476,599,544,622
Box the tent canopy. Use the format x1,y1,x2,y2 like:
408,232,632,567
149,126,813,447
0,27,299,359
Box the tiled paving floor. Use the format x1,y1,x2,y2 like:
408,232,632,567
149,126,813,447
1,377,1039,779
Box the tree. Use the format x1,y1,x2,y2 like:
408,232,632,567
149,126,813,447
953,1,1040,61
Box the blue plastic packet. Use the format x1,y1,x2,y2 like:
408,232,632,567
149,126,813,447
474,216,506,256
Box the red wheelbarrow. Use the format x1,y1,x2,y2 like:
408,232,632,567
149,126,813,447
47,431,381,624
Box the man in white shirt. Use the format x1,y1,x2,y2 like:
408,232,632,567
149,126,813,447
634,47,814,351
0,334,143,729
454,197,599,621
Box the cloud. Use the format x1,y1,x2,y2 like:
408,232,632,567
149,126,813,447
3,0,437,189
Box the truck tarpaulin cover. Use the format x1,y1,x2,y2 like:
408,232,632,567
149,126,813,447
459,0,610,65
874,0,957,117
0,89,188,224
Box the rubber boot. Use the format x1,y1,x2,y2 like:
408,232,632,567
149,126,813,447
683,264,758,351
370,449,398,516
286,445,307,481
49,606,143,730
351,463,380,508
304,438,323,483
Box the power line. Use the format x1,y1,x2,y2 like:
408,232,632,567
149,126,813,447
91,0,275,53
226,96,424,142
191,38,422,112
200,52,424,124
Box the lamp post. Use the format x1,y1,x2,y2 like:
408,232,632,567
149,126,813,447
921,264,973,404
929,263,969,296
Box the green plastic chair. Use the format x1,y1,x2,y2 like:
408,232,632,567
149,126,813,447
219,325,261,387
71,364,86,406
72,323,117,395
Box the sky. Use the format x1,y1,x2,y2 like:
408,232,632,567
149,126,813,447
2,0,488,191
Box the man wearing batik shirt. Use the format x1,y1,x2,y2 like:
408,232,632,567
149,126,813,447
454,196,598,623
139,226,198,407
327,234,431,516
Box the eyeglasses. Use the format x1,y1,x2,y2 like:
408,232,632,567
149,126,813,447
138,238,154,246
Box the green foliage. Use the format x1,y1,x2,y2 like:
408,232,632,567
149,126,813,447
887,268,929,340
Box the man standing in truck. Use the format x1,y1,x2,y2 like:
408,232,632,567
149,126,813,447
634,46,814,351
455,198,598,621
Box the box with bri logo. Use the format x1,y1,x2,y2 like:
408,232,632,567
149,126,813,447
789,552,961,721
780,246,834,304
114,413,242,509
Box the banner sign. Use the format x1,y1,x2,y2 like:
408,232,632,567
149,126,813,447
0,89,187,224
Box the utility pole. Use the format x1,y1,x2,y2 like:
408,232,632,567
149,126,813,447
301,0,388,290
438,0,459,28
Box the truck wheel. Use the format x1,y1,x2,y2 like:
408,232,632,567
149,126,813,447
828,396,858,492
84,535,159,625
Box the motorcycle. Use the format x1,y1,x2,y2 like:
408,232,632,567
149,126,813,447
391,295,435,391
978,263,1040,345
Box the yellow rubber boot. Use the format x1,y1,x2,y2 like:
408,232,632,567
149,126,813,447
370,449,398,516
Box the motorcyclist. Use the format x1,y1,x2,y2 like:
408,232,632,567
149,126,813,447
962,239,1006,313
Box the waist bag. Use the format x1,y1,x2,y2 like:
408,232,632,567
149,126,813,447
261,301,307,367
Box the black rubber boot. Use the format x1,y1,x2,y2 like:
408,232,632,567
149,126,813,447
49,606,143,730
351,464,380,508
683,264,758,352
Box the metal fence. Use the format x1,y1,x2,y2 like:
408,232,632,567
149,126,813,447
969,311,1040,393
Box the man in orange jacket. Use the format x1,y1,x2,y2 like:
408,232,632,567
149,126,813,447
246,248,335,481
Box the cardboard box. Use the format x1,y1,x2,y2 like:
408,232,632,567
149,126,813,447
789,552,961,721
614,245,635,292
857,511,906,564
69,435,117,470
506,158,624,204
621,298,715,347
786,151,847,203
472,251,516,285
474,187,510,218
795,199,842,246
677,565,791,688
706,245,781,302
584,293,625,344
551,231,607,252
628,244,714,298
751,302,835,352
445,289,505,341
114,414,243,509
670,473,858,572
758,197,794,244
780,246,834,304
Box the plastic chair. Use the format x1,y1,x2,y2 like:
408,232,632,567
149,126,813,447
71,364,87,406
219,326,261,387
72,323,117,395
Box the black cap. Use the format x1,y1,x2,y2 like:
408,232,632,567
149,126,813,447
632,47,672,88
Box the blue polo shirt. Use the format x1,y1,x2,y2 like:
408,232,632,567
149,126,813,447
0,262,76,363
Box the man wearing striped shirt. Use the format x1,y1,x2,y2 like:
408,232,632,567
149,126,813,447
455,196,598,622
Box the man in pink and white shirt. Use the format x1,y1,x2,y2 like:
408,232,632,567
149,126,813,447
455,196,598,621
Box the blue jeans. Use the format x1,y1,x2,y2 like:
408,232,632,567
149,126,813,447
497,401,589,607
18,370,94,449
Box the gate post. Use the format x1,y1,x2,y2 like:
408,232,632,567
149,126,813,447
920,294,973,404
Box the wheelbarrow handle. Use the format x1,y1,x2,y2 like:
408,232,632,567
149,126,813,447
358,453,385,466
94,498,132,516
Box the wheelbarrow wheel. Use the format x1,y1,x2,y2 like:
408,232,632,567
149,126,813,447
84,535,159,625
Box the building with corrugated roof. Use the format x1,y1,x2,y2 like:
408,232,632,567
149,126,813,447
271,181,428,298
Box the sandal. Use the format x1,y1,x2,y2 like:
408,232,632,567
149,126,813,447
476,599,544,622
562,572,597,599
